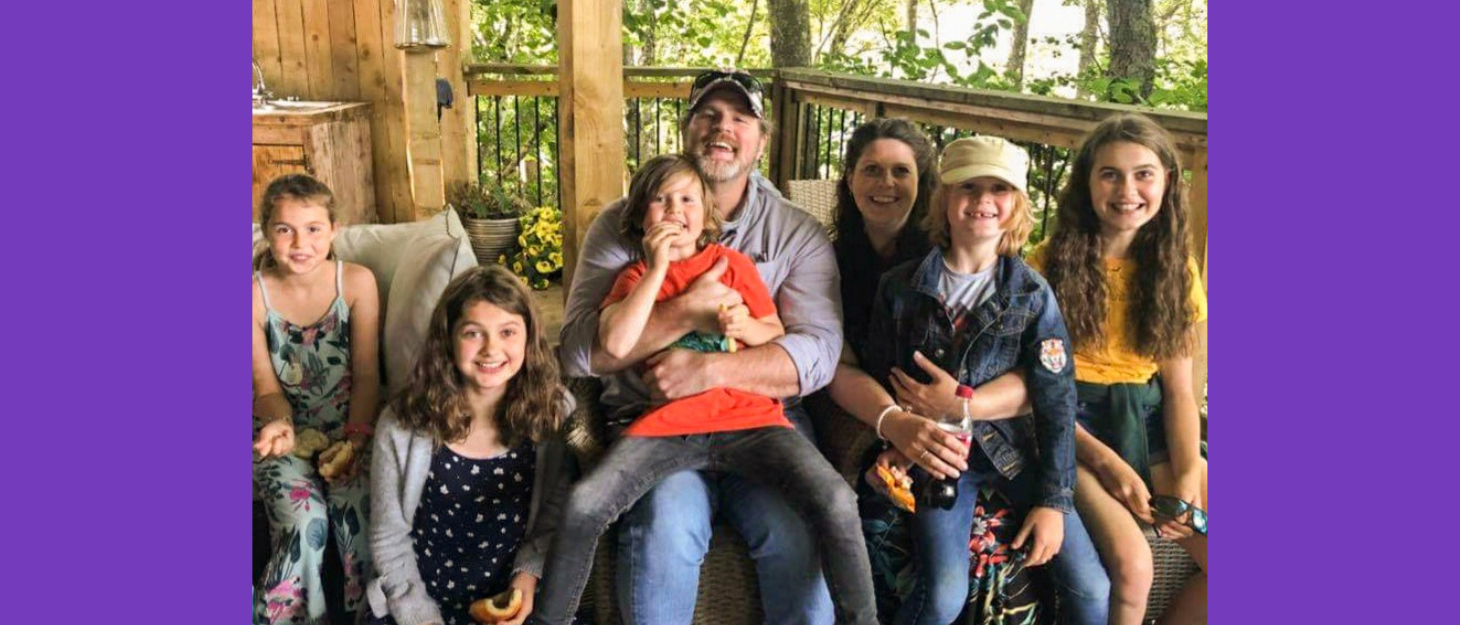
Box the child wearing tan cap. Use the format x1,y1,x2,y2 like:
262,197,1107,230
850,135,1111,624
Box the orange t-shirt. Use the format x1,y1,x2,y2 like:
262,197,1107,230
600,244,789,436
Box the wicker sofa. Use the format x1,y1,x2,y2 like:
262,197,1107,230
251,210,480,614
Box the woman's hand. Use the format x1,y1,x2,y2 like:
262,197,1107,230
498,572,538,625
881,409,969,480
889,351,960,418
1094,457,1154,524
253,419,296,459
1011,506,1065,567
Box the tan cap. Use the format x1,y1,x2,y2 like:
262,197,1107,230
938,136,1029,193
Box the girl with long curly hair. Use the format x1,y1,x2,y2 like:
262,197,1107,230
364,265,578,625
1029,112,1209,625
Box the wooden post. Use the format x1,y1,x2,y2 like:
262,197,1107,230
439,0,475,194
558,0,626,293
402,50,444,218
771,77,802,191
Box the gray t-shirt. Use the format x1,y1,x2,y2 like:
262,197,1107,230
558,172,843,425
939,256,996,324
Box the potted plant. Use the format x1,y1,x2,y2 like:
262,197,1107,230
449,180,529,267
505,205,565,290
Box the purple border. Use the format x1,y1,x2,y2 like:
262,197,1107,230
22,2,1449,621
1216,2,1460,622
5,4,251,621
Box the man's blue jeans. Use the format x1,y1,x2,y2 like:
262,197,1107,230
896,457,1111,625
615,407,838,625
529,407,875,625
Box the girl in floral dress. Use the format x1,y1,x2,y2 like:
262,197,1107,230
253,174,382,624
364,266,579,625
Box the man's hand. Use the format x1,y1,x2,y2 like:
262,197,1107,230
642,350,719,401
675,257,744,334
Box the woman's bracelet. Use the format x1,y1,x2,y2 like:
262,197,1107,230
344,422,374,438
875,405,903,441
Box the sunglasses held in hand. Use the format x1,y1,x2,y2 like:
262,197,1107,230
1149,495,1207,536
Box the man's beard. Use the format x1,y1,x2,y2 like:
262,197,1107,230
690,140,758,183
695,153,747,183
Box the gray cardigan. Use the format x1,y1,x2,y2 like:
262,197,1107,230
365,398,577,625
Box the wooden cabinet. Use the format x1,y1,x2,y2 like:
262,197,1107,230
252,102,376,225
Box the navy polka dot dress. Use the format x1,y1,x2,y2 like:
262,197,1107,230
411,442,535,625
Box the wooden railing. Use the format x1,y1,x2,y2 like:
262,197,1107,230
461,64,1209,401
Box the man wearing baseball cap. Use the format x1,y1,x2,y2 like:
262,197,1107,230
559,69,857,623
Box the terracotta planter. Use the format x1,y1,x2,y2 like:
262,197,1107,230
460,214,521,265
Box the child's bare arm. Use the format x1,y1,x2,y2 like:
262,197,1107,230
252,284,290,422
345,264,381,431
253,283,294,458
599,264,669,360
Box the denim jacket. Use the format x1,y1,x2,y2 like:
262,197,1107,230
863,249,1078,512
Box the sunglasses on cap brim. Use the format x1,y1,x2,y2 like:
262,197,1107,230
691,70,764,95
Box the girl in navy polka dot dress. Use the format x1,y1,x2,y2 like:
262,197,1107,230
364,266,579,625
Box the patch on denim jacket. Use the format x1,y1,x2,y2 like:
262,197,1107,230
1039,339,1067,373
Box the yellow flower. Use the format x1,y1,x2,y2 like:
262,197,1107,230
532,278,549,290
497,253,507,264
527,246,541,258
517,233,529,247
549,252,563,267
535,260,553,274
512,261,524,273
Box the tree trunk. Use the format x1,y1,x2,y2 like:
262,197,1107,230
638,0,656,66
1007,0,1036,90
1077,0,1101,98
1105,0,1157,99
826,0,868,58
906,0,917,37
768,0,812,67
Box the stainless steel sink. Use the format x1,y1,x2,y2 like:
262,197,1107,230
253,100,340,113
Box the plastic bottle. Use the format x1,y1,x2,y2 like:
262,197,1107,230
918,385,975,510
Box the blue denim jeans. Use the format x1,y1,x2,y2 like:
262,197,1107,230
529,408,876,625
896,457,1110,625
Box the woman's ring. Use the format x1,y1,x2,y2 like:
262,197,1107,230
920,449,932,463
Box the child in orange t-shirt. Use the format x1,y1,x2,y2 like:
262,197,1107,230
529,154,874,624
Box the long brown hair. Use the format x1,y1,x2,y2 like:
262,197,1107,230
1043,113,1195,359
391,265,564,447
253,174,338,271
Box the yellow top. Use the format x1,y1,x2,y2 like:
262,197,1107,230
1027,243,1207,384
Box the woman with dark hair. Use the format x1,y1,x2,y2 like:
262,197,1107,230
832,118,938,359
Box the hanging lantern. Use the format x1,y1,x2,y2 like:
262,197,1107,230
394,0,450,50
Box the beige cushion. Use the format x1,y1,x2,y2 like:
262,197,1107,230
252,210,478,392
382,216,478,391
